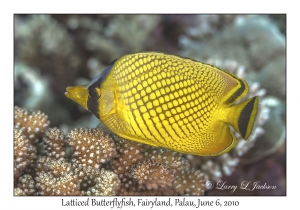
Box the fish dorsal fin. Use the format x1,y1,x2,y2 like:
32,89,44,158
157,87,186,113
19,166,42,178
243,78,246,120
216,69,248,106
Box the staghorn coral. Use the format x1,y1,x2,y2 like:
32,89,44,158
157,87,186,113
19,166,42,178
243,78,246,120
14,106,50,144
112,138,148,195
67,128,116,169
43,127,67,160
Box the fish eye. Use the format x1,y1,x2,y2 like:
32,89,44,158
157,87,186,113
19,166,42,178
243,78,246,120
88,88,101,99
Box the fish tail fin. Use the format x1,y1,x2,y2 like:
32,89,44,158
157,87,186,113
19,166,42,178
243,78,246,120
227,96,259,140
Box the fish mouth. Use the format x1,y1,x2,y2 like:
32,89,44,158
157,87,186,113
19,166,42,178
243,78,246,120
65,86,89,110
65,87,70,97
65,86,75,98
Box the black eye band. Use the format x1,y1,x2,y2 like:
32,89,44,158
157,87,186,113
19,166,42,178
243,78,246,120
86,59,117,119
88,88,100,99
87,90,100,119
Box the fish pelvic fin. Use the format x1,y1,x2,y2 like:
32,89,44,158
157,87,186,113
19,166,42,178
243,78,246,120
227,96,259,140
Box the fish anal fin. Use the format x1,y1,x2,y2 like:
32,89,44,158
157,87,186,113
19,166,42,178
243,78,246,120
197,122,237,156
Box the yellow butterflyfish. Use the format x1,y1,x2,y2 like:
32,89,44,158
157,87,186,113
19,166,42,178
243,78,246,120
65,52,259,156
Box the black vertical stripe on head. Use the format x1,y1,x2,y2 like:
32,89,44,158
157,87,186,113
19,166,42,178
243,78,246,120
86,59,117,119
87,59,117,89
87,94,100,119
238,97,256,139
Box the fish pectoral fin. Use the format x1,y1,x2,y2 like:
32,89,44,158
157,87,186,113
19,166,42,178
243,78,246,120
202,122,237,156
101,113,130,134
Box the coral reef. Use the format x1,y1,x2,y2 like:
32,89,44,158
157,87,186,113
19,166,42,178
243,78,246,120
43,128,67,160
35,157,121,196
14,106,50,144
75,165,120,196
14,14,286,195
67,128,116,169
14,126,37,182
35,157,80,196
131,159,174,190
13,107,122,196
112,138,206,196
16,174,36,196
173,168,206,196
14,106,207,196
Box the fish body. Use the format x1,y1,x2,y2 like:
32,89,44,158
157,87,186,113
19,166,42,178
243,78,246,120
66,52,259,156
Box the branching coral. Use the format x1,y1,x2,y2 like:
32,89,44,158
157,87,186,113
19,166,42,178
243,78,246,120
35,157,80,196
182,15,237,41
67,128,116,169
173,168,206,196
43,127,67,160
144,148,183,170
112,137,206,196
74,165,120,196
14,127,37,182
14,106,50,144
14,107,121,196
13,106,207,196
14,187,26,196
131,159,175,190
112,138,149,195
16,174,37,196
34,157,120,196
